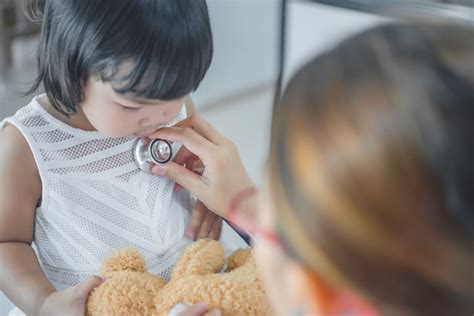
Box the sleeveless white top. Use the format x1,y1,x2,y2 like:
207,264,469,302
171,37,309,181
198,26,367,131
1,95,194,290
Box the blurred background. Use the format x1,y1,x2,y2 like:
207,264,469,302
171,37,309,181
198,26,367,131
0,0,472,313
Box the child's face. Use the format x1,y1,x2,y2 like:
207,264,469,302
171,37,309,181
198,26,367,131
79,77,185,138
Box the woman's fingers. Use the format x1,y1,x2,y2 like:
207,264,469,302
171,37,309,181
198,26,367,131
150,126,217,162
185,200,208,240
208,217,222,241
196,211,217,240
151,114,253,217
175,303,221,316
204,310,222,316
152,162,205,197
176,303,209,316
185,200,222,240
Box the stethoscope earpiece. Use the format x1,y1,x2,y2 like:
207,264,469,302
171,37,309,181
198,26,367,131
133,138,173,173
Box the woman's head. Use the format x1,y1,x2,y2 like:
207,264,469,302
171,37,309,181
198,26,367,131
259,23,474,315
29,0,212,137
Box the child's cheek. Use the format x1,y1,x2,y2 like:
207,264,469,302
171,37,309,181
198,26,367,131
164,100,186,124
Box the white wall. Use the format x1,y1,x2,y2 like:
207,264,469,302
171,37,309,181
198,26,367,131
285,2,388,83
192,0,280,108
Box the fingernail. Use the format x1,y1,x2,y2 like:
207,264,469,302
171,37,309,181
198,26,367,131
194,302,208,312
153,167,166,176
210,309,221,316
185,227,196,240
101,276,108,283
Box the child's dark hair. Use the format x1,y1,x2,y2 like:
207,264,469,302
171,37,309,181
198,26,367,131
28,0,213,116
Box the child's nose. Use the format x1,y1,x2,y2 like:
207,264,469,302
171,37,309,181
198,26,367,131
138,116,150,127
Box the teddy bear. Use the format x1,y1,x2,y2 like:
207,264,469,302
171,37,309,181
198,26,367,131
86,239,272,316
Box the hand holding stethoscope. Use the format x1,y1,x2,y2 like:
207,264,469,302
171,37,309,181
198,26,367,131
147,115,254,219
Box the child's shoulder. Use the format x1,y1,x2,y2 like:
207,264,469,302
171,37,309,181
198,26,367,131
0,121,41,210
0,120,42,243
0,122,37,172
0,95,44,132
0,96,43,183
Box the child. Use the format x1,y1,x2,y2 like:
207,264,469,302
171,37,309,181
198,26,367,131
0,1,227,314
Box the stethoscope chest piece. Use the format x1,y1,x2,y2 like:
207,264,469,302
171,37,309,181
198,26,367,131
133,138,173,173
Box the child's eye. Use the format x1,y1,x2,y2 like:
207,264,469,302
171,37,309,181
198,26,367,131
117,103,141,112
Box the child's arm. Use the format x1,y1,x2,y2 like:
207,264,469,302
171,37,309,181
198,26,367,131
0,125,105,315
0,124,55,314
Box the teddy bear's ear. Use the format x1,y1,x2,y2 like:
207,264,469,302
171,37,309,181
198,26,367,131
101,248,146,276
227,248,252,272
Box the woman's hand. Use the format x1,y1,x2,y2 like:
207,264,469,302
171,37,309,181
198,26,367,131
176,303,221,316
39,276,105,316
186,200,222,241
150,115,254,218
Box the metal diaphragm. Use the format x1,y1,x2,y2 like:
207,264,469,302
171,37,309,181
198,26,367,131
133,138,173,173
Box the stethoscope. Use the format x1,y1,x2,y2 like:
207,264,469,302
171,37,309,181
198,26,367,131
133,138,174,172
133,136,252,244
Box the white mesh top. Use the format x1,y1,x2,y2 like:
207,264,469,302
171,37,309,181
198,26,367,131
0,95,195,290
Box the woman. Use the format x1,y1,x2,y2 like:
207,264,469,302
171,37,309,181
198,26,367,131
152,23,474,316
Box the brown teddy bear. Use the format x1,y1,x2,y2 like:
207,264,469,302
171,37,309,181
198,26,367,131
86,239,272,316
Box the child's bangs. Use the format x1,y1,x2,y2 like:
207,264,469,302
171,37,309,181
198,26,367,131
98,17,212,102
101,55,198,102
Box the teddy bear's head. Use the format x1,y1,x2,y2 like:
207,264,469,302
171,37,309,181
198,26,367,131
86,239,271,316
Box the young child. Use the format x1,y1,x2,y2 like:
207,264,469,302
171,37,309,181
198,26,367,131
0,1,229,315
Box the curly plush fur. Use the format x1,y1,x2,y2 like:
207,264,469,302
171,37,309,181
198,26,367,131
86,239,271,316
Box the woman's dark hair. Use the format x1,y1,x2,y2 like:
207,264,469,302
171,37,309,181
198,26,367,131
28,0,213,116
270,23,474,315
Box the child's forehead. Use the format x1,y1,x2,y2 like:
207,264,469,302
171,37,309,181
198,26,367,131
88,76,155,104
104,62,160,100
116,91,165,105
107,82,164,104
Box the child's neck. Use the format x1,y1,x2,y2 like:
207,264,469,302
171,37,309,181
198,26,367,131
38,95,96,132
